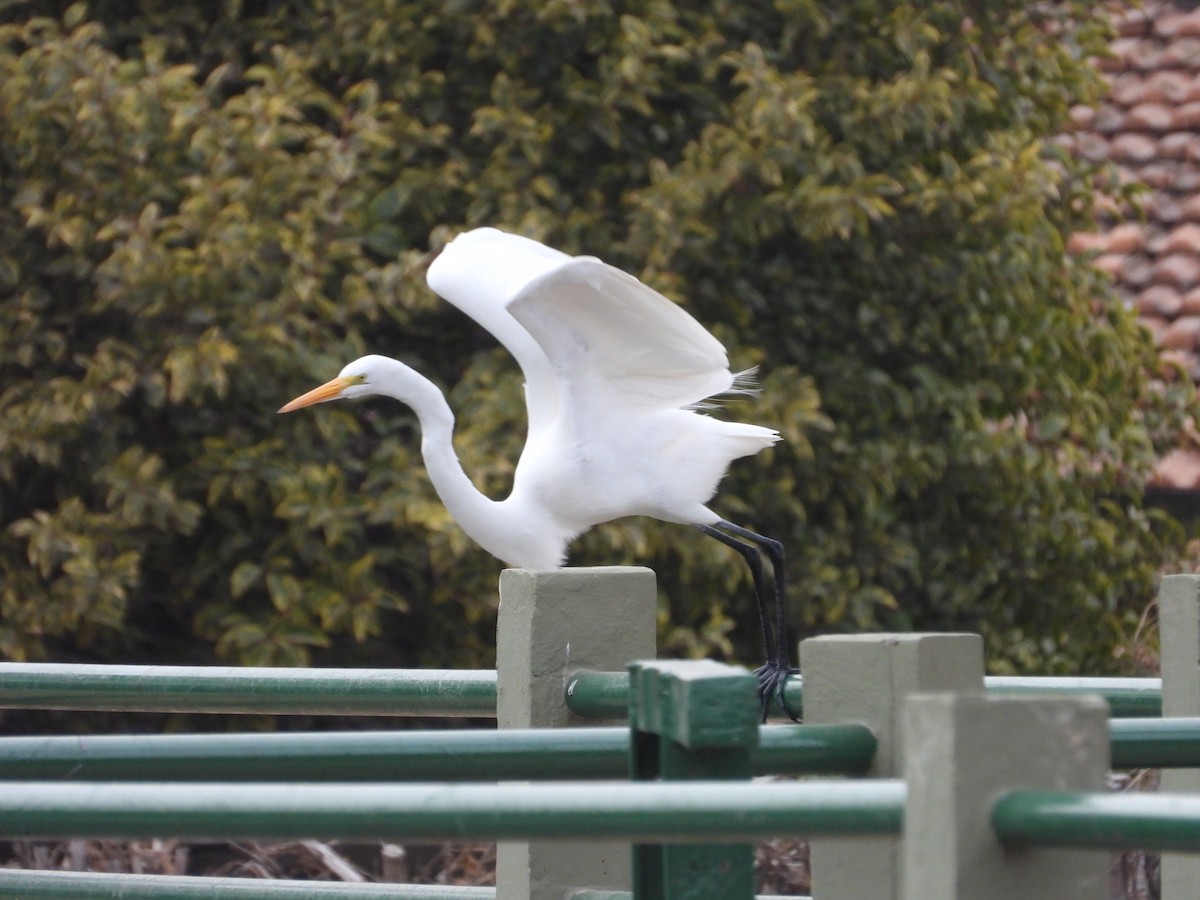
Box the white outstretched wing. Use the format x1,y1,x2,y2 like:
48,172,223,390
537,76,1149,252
426,228,568,434
507,256,734,413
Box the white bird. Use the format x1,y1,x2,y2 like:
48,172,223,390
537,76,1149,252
279,227,796,718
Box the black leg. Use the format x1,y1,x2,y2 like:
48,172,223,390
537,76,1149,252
714,521,788,667
696,524,775,662
698,521,799,722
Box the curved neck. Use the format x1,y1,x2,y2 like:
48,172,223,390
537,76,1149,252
403,373,503,534
398,367,566,568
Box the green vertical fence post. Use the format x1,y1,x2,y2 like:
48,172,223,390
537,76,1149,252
628,659,760,900
801,633,984,900
902,693,1108,900
495,567,657,900
1160,573,1200,899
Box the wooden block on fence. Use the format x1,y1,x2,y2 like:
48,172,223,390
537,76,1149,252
1159,573,1200,900
802,633,984,900
496,567,657,900
902,693,1108,900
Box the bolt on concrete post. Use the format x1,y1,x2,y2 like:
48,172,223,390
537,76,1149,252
801,633,985,900
902,693,1108,900
495,567,657,900
1159,573,1200,900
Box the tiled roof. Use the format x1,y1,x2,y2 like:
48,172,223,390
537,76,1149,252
1061,0,1200,488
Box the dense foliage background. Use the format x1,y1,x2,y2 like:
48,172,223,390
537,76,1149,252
1,0,1192,678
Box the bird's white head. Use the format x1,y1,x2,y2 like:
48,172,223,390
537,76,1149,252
278,355,403,413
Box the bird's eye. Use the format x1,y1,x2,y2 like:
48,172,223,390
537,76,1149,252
349,374,367,385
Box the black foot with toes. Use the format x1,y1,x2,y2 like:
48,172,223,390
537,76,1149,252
754,659,800,723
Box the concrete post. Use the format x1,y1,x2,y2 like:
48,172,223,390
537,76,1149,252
495,567,657,900
800,633,985,900
902,693,1108,900
1159,573,1200,899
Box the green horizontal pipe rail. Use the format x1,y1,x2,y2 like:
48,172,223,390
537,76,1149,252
984,676,1162,718
0,878,801,900
1110,718,1200,768
8,717,1192,781
567,672,1164,719
566,670,805,720
0,663,1162,719
0,664,496,717
0,780,906,842
0,723,876,782
992,790,1200,853
0,870,492,899
571,894,800,900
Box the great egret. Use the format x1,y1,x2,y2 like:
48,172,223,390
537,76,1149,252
279,227,796,718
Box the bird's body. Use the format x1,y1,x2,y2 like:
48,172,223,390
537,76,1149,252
280,227,794,718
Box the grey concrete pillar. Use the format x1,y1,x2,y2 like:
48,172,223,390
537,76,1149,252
801,633,985,899
495,567,656,900
903,693,1108,900
1159,573,1200,899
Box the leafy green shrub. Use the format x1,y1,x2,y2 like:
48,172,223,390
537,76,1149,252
0,1,1190,674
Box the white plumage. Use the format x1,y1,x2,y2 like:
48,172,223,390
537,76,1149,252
280,227,795,718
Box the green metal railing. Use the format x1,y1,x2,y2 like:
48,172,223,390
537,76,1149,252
993,790,1200,852
0,664,1163,719
0,723,877,781
0,871,493,899
564,671,1163,719
1110,718,1200,768
0,780,907,842
0,664,495,716
984,676,1163,718
8,780,1199,855
0,872,802,900
4,718,1200,782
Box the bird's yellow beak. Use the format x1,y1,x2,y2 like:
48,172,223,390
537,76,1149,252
278,377,354,414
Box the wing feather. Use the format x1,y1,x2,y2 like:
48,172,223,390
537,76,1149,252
507,258,734,411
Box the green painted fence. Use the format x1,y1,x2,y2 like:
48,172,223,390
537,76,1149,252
0,663,1164,719
0,723,876,781
5,569,1200,900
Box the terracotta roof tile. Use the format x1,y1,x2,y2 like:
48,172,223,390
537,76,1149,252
1159,36,1200,67
1148,70,1195,101
1112,74,1146,106
1138,284,1185,316
1155,448,1200,488
1162,315,1200,349
1142,316,1171,345
1161,348,1200,378
1149,192,1184,222
1176,100,1200,126
1173,165,1200,191
1153,252,1200,286
1164,222,1200,252
1108,222,1148,252
1128,102,1175,130
1181,285,1200,313
1116,8,1154,37
1112,132,1160,162
1159,132,1193,157
1093,104,1127,133
1158,10,1200,39
1093,253,1128,277
1103,37,1142,71
1140,161,1178,189
1146,226,1172,255
1065,1,1200,486
1181,193,1200,219
1135,42,1168,71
